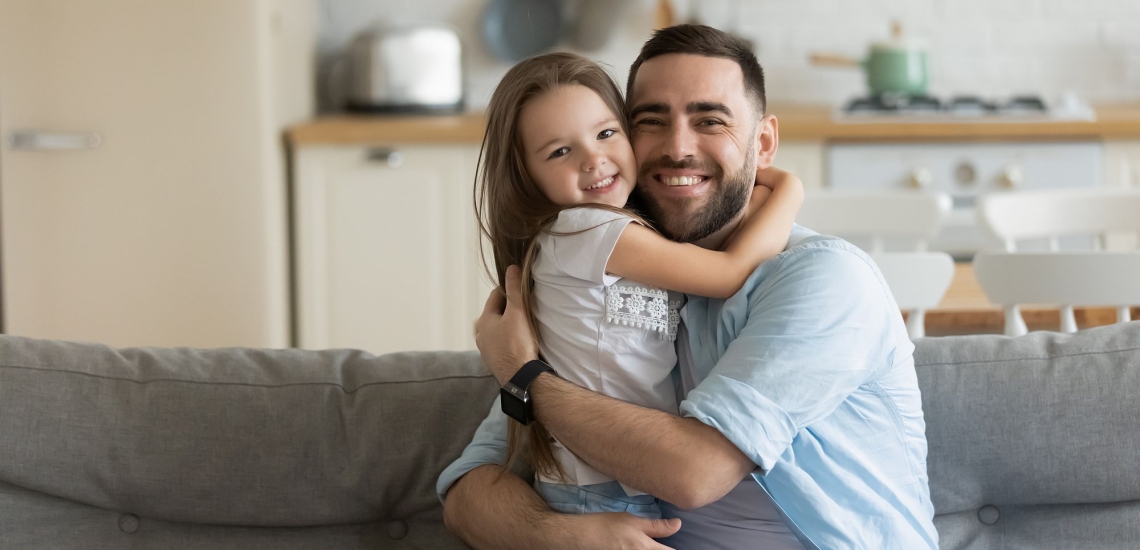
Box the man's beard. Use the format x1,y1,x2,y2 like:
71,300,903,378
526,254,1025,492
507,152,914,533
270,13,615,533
629,148,756,244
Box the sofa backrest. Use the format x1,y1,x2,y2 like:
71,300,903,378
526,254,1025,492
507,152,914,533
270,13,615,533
0,336,495,549
915,324,1140,549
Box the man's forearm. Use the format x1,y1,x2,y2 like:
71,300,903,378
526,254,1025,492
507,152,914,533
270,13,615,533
444,465,571,550
530,374,753,508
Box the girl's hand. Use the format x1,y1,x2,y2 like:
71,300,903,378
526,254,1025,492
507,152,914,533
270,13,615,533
754,166,800,191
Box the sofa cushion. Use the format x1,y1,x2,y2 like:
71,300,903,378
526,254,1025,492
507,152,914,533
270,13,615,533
915,323,1140,549
0,335,497,549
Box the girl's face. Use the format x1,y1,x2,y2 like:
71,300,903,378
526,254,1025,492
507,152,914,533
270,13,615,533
517,85,636,209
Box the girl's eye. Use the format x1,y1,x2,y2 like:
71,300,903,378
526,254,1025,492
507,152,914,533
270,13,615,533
597,128,617,140
548,146,570,159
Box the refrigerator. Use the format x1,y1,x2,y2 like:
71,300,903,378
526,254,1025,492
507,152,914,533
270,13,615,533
0,0,314,348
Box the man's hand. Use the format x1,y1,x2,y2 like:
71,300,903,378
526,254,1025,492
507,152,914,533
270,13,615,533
556,513,681,550
475,264,540,385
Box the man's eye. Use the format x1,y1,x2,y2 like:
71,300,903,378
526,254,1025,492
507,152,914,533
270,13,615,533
699,119,724,126
548,147,570,159
635,118,662,126
598,128,617,139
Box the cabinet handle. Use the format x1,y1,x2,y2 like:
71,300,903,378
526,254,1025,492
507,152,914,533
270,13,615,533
9,130,102,151
367,148,403,168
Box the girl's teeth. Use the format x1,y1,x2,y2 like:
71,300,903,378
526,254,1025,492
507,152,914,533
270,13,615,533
587,176,614,190
666,176,701,186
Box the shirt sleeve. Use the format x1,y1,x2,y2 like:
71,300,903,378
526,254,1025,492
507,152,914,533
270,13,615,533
678,243,899,473
545,207,634,286
436,395,510,502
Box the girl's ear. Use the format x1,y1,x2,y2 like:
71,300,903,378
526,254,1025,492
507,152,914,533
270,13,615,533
755,114,779,170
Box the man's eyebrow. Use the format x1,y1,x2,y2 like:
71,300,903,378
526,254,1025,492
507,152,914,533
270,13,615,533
688,102,733,117
629,103,669,119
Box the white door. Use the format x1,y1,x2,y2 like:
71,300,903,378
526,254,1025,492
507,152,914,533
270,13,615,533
293,144,489,354
0,0,312,348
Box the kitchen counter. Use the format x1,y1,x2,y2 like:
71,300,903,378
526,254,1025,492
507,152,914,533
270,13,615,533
286,103,1140,146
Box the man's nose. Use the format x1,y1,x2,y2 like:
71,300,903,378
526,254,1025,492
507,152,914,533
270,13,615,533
662,122,697,161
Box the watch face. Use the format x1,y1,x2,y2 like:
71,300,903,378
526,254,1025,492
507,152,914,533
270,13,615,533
500,387,530,424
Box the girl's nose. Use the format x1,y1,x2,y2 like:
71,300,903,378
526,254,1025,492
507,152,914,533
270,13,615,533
581,149,607,172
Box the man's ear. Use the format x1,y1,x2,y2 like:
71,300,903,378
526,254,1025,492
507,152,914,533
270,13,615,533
755,114,779,170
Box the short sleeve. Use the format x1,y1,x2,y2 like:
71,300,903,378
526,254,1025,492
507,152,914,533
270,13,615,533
543,207,634,286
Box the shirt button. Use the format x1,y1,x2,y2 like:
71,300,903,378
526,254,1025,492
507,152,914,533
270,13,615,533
977,505,1000,525
386,519,408,539
118,513,140,534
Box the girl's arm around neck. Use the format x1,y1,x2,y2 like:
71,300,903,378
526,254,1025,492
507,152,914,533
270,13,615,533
606,168,804,299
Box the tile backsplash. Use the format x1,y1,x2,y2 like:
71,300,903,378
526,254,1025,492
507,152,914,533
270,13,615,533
317,0,1140,111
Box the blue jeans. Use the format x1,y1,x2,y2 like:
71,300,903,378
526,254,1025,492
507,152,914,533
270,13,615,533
535,480,662,519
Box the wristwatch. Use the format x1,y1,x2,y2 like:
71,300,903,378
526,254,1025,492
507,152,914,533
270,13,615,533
500,359,556,425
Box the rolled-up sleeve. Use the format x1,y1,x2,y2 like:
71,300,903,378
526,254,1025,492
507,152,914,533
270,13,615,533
436,396,510,502
679,243,897,472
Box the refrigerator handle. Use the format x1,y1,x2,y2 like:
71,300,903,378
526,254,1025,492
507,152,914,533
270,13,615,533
8,130,102,151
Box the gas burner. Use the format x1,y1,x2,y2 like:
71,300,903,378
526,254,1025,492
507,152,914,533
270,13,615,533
845,94,942,113
840,94,1062,119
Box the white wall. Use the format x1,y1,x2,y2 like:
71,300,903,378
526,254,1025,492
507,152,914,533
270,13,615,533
316,0,1140,111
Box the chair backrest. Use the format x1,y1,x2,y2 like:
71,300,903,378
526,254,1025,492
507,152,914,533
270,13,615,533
974,251,1140,335
978,188,1140,252
796,190,956,339
796,190,952,253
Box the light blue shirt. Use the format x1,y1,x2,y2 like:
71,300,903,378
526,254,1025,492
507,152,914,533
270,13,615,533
437,226,939,549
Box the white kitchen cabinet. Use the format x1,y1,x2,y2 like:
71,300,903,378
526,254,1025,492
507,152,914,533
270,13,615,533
774,141,825,189
292,144,493,354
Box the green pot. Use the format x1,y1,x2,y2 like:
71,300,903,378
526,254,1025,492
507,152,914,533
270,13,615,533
865,42,928,97
810,23,930,98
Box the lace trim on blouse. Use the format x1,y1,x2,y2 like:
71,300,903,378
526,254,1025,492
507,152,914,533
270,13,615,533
604,284,681,341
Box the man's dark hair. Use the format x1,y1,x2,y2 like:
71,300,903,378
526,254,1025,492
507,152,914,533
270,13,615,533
626,24,766,114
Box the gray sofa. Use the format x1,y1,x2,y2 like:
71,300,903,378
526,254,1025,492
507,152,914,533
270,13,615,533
2,324,1138,549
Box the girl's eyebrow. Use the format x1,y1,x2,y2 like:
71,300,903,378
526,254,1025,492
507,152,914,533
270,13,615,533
534,136,562,154
593,117,618,128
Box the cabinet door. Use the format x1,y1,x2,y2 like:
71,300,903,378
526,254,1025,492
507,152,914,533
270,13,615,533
293,145,489,354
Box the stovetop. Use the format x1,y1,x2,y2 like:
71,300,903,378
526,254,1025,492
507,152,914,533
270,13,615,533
837,94,1096,122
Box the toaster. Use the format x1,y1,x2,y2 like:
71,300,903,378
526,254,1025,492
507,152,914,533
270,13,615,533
345,24,464,114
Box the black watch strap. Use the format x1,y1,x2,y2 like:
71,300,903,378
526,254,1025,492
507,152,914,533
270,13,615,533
500,359,555,425
507,359,555,390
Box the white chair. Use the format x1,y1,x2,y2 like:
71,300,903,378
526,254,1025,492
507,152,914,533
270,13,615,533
796,190,956,339
976,188,1140,336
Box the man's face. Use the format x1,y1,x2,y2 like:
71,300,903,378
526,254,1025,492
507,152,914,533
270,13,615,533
628,54,770,243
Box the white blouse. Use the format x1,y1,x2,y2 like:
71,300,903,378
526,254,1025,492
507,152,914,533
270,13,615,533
530,207,681,495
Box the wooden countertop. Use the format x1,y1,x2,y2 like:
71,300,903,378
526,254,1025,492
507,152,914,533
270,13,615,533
287,103,1140,146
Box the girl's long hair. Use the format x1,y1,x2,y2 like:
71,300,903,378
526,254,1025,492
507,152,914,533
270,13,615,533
475,52,642,481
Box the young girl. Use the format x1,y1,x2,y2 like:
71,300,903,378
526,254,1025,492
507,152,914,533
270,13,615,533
475,52,803,518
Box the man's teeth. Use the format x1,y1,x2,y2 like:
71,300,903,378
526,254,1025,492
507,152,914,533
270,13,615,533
665,176,702,186
586,176,615,190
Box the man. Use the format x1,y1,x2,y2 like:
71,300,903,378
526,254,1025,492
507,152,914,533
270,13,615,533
437,25,938,549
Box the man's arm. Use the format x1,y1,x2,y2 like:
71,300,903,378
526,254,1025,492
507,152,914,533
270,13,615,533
478,247,893,510
444,464,682,550
475,267,755,509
